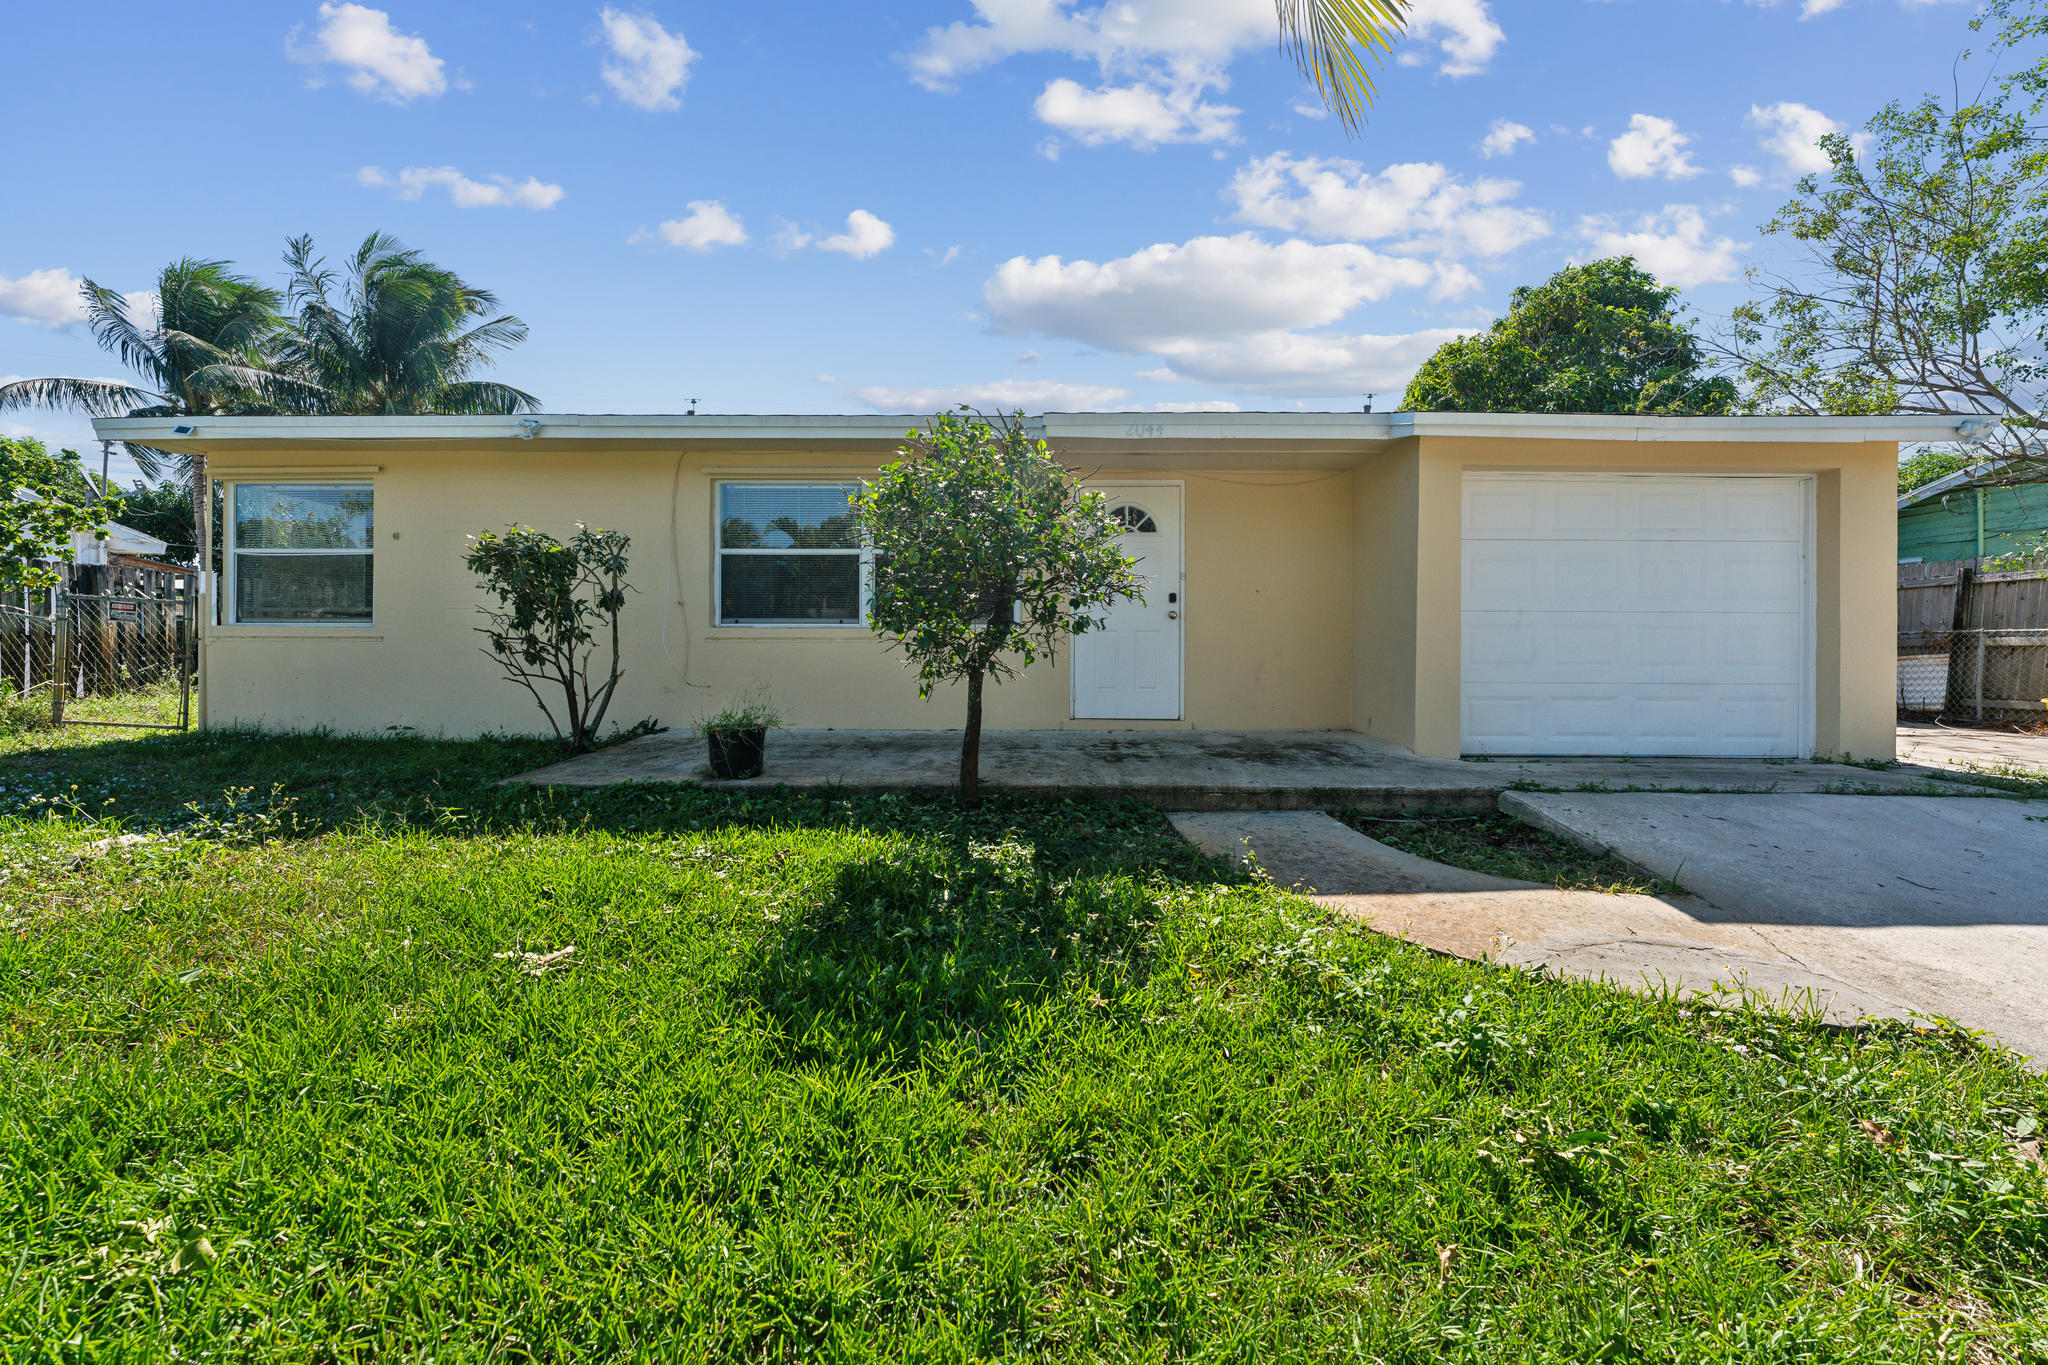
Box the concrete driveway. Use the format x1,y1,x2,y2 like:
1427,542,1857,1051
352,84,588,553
1503,793,2048,1064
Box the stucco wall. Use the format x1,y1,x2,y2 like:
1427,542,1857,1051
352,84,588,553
196,433,1898,760
198,445,1357,737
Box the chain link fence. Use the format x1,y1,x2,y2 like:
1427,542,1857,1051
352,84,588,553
1,591,194,730
1899,629,2048,725
1,603,58,710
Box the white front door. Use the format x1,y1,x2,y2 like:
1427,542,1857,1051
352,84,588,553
1460,472,1815,757
1071,485,1183,720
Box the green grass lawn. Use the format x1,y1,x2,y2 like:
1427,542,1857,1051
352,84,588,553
2,726,2045,1361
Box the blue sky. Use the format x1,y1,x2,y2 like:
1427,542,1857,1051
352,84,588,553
0,0,2003,482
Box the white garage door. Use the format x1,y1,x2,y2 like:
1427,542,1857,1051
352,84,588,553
1461,473,1813,757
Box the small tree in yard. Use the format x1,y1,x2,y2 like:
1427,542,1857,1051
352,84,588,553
855,410,1142,810
2,437,115,594
465,525,632,752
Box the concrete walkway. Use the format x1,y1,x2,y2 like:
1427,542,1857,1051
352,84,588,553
1169,811,1927,1031
1502,793,2048,1064
516,728,1961,811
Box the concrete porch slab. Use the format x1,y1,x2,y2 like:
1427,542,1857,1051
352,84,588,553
513,728,1967,811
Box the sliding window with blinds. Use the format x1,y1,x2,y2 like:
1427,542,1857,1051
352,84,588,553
716,483,869,625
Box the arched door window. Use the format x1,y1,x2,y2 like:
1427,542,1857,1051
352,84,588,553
1107,504,1157,533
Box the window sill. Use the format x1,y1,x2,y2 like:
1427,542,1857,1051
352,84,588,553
209,627,383,641
705,626,875,642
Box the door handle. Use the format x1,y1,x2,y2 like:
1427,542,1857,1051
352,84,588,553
1167,610,1179,620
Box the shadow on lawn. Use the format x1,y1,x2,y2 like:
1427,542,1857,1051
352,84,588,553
745,839,1173,1070
2,727,1226,867
7,728,1230,1074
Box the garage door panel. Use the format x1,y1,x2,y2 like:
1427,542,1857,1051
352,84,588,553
1461,474,1811,756
1463,612,1803,685
1465,685,1806,757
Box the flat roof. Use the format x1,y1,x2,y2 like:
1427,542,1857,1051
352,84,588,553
93,410,1974,452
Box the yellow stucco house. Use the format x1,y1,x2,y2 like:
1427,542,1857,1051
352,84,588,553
95,410,1967,761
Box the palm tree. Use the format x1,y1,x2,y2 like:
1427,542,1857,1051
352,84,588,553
1276,0,1410,132
279,233,538,416
0,260,298,518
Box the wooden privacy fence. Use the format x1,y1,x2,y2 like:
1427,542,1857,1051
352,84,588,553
1898,560,2048,722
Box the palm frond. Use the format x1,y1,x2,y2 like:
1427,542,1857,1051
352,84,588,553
434,381,542,415
1275,0,1408,134
80,280,163,384
0,375,163,417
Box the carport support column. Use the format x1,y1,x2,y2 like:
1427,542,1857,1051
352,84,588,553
1409,444,1464,759
1814,456,1898,761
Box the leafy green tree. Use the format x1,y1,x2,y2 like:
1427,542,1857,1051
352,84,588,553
1730,2,2048,482
282,233,538,416
1401,259,1738,415
1897,446,1983,495
0,260,296,514
0,437,115,594
854,411,1142,810
110,477,204,564
465,525,632,752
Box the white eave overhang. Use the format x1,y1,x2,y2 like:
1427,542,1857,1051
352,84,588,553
93,410,1976,457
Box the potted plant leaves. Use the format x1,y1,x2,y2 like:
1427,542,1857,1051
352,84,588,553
699,690,782,780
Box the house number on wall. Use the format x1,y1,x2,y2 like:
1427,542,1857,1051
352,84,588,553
1123,423,1167,438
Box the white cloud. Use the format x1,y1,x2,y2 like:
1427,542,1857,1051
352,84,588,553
813,209,896,259
596,8,697,112
1034,76,1238,148
986,234,1455,351
1227,153,1548,258
1728,164,1764,187
1579,205,1746,288
1748,0,1964,18
0,269,88,329
1138,328,1472,394
850,379,1133,411
1396,0,1506,78
642,200,747,249
0,273,153,332
357,165,564,209
1607,114,1699,180
908,0,1444,155
1748,101,1864,176
982,232,1474,394
1478,118,1534,158
288,3,447,102
904,0,1272,90
1289,97,1330,120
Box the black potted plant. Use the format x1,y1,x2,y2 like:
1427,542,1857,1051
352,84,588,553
699,691,781,780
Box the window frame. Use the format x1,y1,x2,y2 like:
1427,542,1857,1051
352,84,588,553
223,479,377,628
713,480,874,628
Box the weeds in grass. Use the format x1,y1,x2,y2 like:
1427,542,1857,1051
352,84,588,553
1336,809,1685,896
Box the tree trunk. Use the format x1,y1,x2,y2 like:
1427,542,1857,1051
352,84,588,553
190,452,208,565
959,667,984,810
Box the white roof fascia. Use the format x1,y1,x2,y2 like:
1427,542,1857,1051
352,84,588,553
94,410,1977,447
1386,412,1973,444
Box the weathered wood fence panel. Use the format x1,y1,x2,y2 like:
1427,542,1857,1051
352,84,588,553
1899,559,2048,720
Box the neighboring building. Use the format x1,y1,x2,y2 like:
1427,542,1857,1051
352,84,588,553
1898,467,2048,564
95,411,1965,761
12,487,173,594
